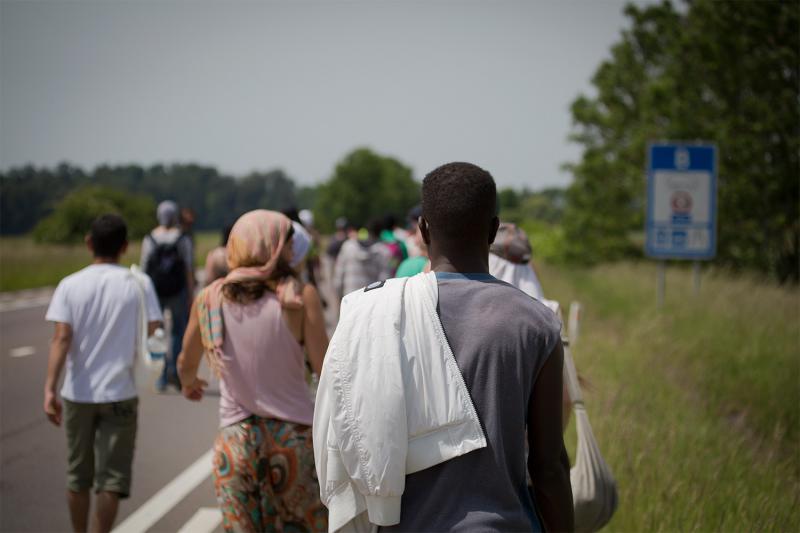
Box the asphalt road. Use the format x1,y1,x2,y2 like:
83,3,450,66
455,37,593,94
0,297,223,533
0,263,340,533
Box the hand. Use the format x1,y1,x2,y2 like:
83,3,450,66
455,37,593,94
44,390,62,426
182,378,208,402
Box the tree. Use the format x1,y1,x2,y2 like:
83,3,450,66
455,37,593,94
314,148,419,232
0,162,302,235
296,185,319,211
32,186,155,244
498,188,521,212
564,0,799,280
0,164,86,234
234,170,297,215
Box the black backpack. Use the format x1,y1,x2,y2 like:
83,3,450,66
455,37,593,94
145,233,187,298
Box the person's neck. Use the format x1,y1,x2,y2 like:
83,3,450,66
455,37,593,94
93,256,120,265
429,248,489,275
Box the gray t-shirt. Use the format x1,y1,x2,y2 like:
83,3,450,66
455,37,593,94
384,272,561,533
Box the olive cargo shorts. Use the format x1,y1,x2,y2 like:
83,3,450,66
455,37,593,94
63,398,138,498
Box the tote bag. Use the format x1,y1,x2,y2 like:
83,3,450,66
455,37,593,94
564,302,618,532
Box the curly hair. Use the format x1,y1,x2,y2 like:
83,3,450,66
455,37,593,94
421,162,497,242
221,258,299,304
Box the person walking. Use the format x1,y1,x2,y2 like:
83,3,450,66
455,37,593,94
203,224,233,286
314,163,574,531
44,214,163,533
141,200,194,392
177,210,328,532
489,222,545,301
332,218,393,299
395,206,430,278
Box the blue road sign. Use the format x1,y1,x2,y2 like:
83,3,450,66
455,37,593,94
645,143,717,260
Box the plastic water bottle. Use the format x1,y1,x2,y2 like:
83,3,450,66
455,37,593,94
309,373,319,402
147,328,168,363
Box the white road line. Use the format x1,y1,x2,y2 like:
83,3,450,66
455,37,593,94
9,346,35,358
112,449,214,533
177,507,222,533
0,296,52,313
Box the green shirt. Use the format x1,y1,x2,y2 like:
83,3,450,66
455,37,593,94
395,256,428,278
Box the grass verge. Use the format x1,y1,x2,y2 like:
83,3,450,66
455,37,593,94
0,232,220,292
540,261,799,531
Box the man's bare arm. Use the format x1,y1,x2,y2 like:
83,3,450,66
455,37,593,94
528,339,574,532
43,322,72,426
177,299,207,401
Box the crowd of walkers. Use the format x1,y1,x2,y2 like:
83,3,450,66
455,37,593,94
43,162,574,533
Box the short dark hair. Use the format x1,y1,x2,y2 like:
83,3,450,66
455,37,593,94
421,162,497,241
367,218,385,239
90,214,127,257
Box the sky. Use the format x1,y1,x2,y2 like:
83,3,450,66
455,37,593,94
1,0,645,189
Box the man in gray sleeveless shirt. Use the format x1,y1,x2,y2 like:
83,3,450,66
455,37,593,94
383,163,574,532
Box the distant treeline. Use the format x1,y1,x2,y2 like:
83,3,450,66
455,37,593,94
0,162,316,235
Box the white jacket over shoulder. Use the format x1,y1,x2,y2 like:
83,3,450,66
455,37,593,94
313,273,487,533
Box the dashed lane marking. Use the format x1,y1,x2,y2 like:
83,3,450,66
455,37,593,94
9,346,35,358
177,507,222,533
112,449,214,533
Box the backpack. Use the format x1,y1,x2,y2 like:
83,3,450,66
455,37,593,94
144,233,187,298
384,241,404,271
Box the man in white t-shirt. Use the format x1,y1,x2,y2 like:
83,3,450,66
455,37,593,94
44,214,162,533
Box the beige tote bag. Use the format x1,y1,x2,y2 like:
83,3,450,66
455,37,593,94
564,302,618,532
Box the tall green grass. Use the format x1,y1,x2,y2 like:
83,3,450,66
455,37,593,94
0,232,220,292
540,261,799,531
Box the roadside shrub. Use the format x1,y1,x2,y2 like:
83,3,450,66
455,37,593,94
519,220,567,264
32,186,155,244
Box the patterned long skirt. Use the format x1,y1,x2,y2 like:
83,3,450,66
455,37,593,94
213,416,328,532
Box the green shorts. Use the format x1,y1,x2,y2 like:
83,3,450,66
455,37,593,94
63,397,138,498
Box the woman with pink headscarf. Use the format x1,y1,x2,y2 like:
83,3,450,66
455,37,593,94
177,210,328,532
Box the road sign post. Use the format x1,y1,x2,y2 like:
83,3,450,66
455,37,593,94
645,143,717,307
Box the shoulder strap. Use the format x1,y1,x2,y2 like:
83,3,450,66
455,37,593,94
562,340,584,406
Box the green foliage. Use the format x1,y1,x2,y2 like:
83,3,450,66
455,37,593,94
296,185,319,211
314,147,420,232
32,186,155,244
0,163,87,235
1,163,301,234
499,188,566,225
541,261,799,531
518,219,567,264
498,188,521,211
498,188,568,263
565,0,799,280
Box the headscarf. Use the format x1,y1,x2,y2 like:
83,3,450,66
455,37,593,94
290,221,312,268
157,200,179,227
489,222,532,264
197,210,303,375
298,209,314,228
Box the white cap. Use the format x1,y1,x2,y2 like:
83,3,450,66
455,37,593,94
290,221,312,267
299,209,314,228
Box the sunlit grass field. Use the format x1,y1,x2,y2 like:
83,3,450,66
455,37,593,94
540,262,799,531
0,232,220,292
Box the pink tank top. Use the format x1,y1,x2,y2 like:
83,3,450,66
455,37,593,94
217,292,315,428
